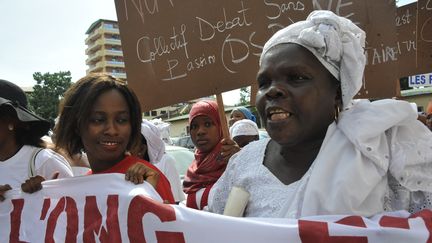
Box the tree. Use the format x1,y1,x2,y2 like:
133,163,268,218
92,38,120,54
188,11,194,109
237,86,251,106
28,71,72,126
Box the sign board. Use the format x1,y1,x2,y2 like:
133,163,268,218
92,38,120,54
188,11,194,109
115,0,400,111
395,2,432,78
417,0,432,75
408,72,432,87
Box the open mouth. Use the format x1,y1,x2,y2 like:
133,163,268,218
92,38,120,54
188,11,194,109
99,141,122,150
267,107,291,121
195,139,208,146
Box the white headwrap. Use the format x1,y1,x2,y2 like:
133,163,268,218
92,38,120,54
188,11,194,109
260,10,366,109
141,119,165,164
230,119,259,138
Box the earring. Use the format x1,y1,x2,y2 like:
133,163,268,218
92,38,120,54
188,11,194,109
7,124,14,131
334,105,340,124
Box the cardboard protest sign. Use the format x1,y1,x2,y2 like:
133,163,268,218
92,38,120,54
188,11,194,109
395,2,432,78
417,0,432,74
1,174,431,242
396,3,418,77
115,0,399,111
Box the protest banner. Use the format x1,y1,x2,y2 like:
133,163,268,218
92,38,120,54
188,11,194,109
115,0,402,111
1,174,431,242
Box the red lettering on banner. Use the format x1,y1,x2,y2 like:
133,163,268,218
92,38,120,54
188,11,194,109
298,219,367,243
45,197,78,243
83,195,121,243
379,215,410,229
9,199,28,243
40,198,50,220
410,210,432,243
127,195,185,243
336,216,367,227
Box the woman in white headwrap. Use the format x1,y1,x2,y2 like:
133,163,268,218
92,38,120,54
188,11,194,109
208,10,432,218
229,119,260,148
137,119,185,203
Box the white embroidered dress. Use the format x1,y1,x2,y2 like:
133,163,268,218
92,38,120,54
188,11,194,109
208,99,432,218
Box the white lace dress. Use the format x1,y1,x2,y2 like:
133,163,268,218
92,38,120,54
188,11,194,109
208,138,312,218
208,99,432,218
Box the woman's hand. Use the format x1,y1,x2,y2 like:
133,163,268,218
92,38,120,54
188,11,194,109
21,172,59,194
125,163,160,188
220,138,241,162
21,175,45,193
0,184,12,201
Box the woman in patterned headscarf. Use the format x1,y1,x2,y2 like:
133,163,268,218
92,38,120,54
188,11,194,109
208,10,432,218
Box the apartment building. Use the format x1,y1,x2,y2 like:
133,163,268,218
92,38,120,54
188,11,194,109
85,19,178,119
85,19,126,79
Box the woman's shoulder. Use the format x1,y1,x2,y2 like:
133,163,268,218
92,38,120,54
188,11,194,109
228,138,270,166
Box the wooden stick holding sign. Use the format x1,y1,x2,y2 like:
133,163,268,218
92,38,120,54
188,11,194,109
216,93,230,139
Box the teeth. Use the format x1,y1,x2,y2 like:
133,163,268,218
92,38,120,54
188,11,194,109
269,108,286,115
270,113,290,121
101,142,118,146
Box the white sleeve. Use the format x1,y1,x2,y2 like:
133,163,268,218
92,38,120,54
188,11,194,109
34,149,74,179
207,152,239,214
156,154,185,202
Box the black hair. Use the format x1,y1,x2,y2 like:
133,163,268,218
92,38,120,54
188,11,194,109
54,73,142,158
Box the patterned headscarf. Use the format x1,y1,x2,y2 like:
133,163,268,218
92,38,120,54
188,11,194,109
260,10,366,109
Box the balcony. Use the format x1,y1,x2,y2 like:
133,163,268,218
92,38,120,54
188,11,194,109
87,63,103,73
85,29,103,45
106,60,125,68
86,24,120,44
85,39,104,55
111,72,127,79
105,38,121,46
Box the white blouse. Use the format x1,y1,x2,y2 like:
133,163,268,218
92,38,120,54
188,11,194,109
208,99,432,218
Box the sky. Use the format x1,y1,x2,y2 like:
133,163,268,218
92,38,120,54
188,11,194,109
0,0,416,106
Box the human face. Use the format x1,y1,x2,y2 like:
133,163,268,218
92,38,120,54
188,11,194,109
233,135,259,148
190,115,220,153
256,44,339,147
229,110,246,127
80,89,131,172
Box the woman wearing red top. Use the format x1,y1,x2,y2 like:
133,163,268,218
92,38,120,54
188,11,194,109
54,73,174,203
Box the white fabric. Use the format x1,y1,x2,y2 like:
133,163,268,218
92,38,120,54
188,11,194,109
260,10,366,109
151,118,173,145
155,153,185,202
0,145,73,188
230,119,259,138
209,99,432,218
141,119,184,202
141,119,165,163
1,174,430,242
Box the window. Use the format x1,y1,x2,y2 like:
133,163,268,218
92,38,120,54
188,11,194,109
151,110,157,116
160,110,167,114
144,111,150,116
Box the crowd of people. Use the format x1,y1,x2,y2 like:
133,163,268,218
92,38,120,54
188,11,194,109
1,10,432,223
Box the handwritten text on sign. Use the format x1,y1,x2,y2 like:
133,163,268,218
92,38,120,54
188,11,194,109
115,0,401,110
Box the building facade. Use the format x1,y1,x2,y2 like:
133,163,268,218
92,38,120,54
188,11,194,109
85,19,173,119
85,19,126,80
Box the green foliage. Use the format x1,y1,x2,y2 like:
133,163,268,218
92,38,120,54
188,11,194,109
28,71,72,125
237,86,250,106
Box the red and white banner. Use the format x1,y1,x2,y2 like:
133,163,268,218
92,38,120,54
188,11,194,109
1,174,431,243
